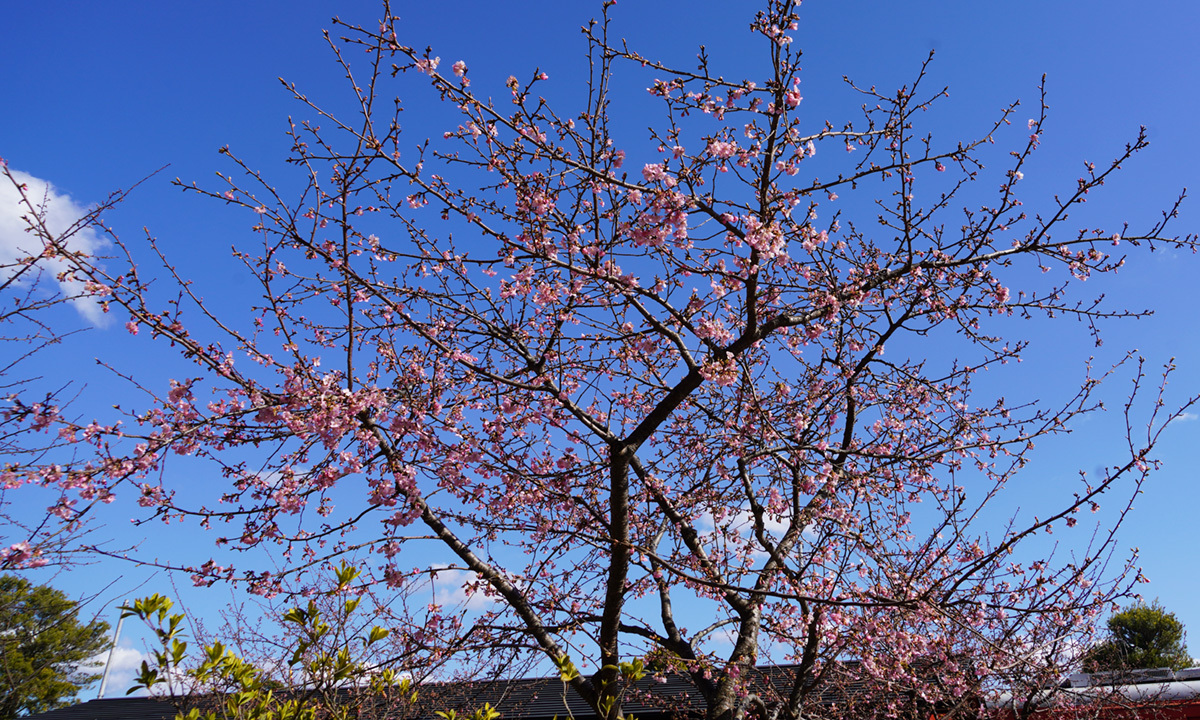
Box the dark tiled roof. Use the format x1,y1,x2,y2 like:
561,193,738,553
412,671,698,719
28,664,931,720
22,697,177,720
406,663,871,720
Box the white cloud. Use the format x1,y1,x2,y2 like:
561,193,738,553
90,643,152,698
428,566,495,611
0,168,109,324
1172,412,1199,424
709,625,739,646
690,502,822,567
695,503,791,539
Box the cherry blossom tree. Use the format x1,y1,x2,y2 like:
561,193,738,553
4,2,1197,719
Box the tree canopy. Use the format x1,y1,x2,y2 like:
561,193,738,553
2,2,1197,720
1088,601,1192,672
0,575,110,720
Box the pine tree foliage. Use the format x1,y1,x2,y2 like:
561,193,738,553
0,575,111,720
1087,601,1192,672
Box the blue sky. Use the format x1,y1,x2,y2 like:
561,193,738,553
4,0,1200,699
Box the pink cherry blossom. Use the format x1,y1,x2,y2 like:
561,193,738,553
414,56,440,75
641,163,667,182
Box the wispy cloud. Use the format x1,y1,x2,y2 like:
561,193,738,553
0,168,108,324
1169,412,1198,426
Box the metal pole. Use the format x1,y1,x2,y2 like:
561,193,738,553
96,613,125,699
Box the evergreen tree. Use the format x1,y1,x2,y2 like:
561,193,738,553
1088,601,1192,672
0,575,110,720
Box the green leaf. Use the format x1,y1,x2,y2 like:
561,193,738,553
473,703,501,720
619,658,646,681
333,562,360,591
553,655,580,682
